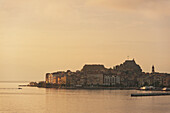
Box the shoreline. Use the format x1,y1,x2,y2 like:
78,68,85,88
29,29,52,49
19,84,170,91
35,86,169,91
61,87,137,90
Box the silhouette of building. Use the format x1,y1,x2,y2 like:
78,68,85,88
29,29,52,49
81,64,106,73
45,59,170,87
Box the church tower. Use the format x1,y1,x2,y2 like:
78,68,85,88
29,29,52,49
152,65,155,73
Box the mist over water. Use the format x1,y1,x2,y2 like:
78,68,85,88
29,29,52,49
0,82,170,113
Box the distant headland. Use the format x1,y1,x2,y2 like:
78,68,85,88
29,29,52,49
29,59,170,89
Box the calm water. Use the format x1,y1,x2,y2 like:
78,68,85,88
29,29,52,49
0,82,170,113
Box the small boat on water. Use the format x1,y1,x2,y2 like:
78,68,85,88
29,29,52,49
140,86,155,90
162,87,170,91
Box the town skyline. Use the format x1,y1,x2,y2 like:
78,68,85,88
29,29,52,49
44,59,170,88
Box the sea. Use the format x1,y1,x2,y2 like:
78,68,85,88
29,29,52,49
0,82,170,113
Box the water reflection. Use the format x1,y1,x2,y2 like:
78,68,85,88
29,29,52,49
0,83,170,113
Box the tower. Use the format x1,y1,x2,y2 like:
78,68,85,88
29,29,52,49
152,65,155,73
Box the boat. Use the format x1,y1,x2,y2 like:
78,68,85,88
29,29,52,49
140,86,155,90
162,87,170,91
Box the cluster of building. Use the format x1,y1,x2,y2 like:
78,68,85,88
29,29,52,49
45,59,170,88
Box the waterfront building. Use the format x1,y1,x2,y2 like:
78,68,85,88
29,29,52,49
66,73,77,86
137,74,153,86
46,73,54,84
163,75,170,86
86,73,103,86
103,75,120,86
45,73,50,83
58,76,67,85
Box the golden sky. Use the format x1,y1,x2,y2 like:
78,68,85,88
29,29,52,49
0,0,170,81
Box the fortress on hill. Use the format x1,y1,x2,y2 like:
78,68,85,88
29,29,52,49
45,59,170,87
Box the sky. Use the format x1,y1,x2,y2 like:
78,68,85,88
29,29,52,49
0,0,170,81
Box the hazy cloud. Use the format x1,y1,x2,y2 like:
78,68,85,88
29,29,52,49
86,0,170,18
